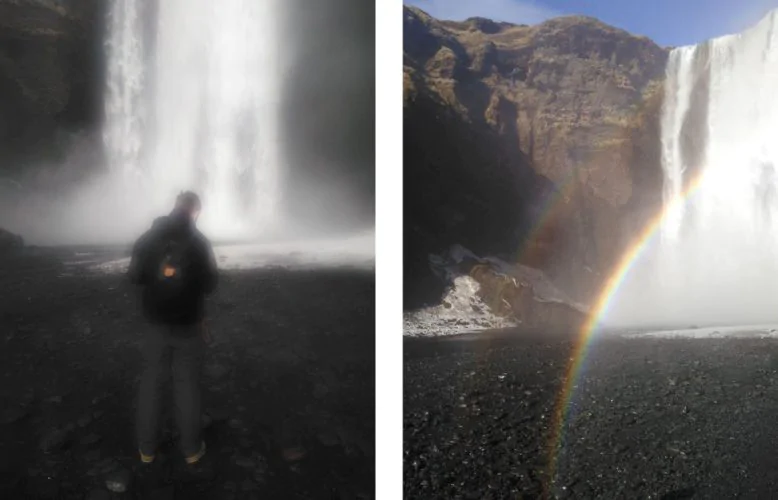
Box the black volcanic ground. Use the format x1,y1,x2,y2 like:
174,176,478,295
404,329,778,499
0,250,374,499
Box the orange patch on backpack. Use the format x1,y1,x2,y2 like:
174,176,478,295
163,265,177,277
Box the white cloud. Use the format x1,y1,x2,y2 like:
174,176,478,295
405,0,560,26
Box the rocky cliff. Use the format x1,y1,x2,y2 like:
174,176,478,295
0,0,104,170
404,6,668,314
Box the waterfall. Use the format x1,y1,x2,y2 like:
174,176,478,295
103,0,145,180
659,45,696,243
611,10,778,327
104,0,282,240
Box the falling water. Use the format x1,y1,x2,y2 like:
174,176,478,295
659,46,696,243
104,0,281,240
103,0,145,180
610,10,778,327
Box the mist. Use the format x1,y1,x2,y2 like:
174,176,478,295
279,0,375,235
604,235,778,330
0,0,375,250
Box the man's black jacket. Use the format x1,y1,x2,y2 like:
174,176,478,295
128,210,218,326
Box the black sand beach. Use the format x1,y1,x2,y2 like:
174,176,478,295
0,251,375,499
404,329,778,499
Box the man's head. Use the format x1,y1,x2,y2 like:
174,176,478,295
175,191,202,221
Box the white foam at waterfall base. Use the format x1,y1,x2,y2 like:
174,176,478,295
606,9,778,328
403,275,516,338
628,324,778,339
92,230,375,274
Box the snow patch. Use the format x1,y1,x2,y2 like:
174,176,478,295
403,275,516,337
404,244,589,337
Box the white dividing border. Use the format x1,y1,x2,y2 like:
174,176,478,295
375,0,403,498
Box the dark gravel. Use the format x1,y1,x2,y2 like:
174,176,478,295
404,328,778,499
0,251,375,499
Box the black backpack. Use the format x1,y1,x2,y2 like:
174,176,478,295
147,233,195,314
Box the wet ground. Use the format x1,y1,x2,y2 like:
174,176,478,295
0,250,375,499
404,328,778,499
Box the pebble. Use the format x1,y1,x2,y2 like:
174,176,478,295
105,467,131,493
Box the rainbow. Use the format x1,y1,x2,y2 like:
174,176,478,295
544,171,707,489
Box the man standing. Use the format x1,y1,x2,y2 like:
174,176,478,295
128,191,218,478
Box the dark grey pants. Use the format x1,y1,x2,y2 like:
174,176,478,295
136,324,205,458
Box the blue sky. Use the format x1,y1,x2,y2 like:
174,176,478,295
405,0,778,47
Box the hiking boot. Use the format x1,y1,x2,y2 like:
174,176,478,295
184,441,207,465
139,450,156,464
178,442,216,483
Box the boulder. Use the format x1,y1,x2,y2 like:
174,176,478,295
469,263,589,331
420,244,590,331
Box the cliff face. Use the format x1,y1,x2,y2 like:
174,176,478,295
404,6,668,309
0,0,104,169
